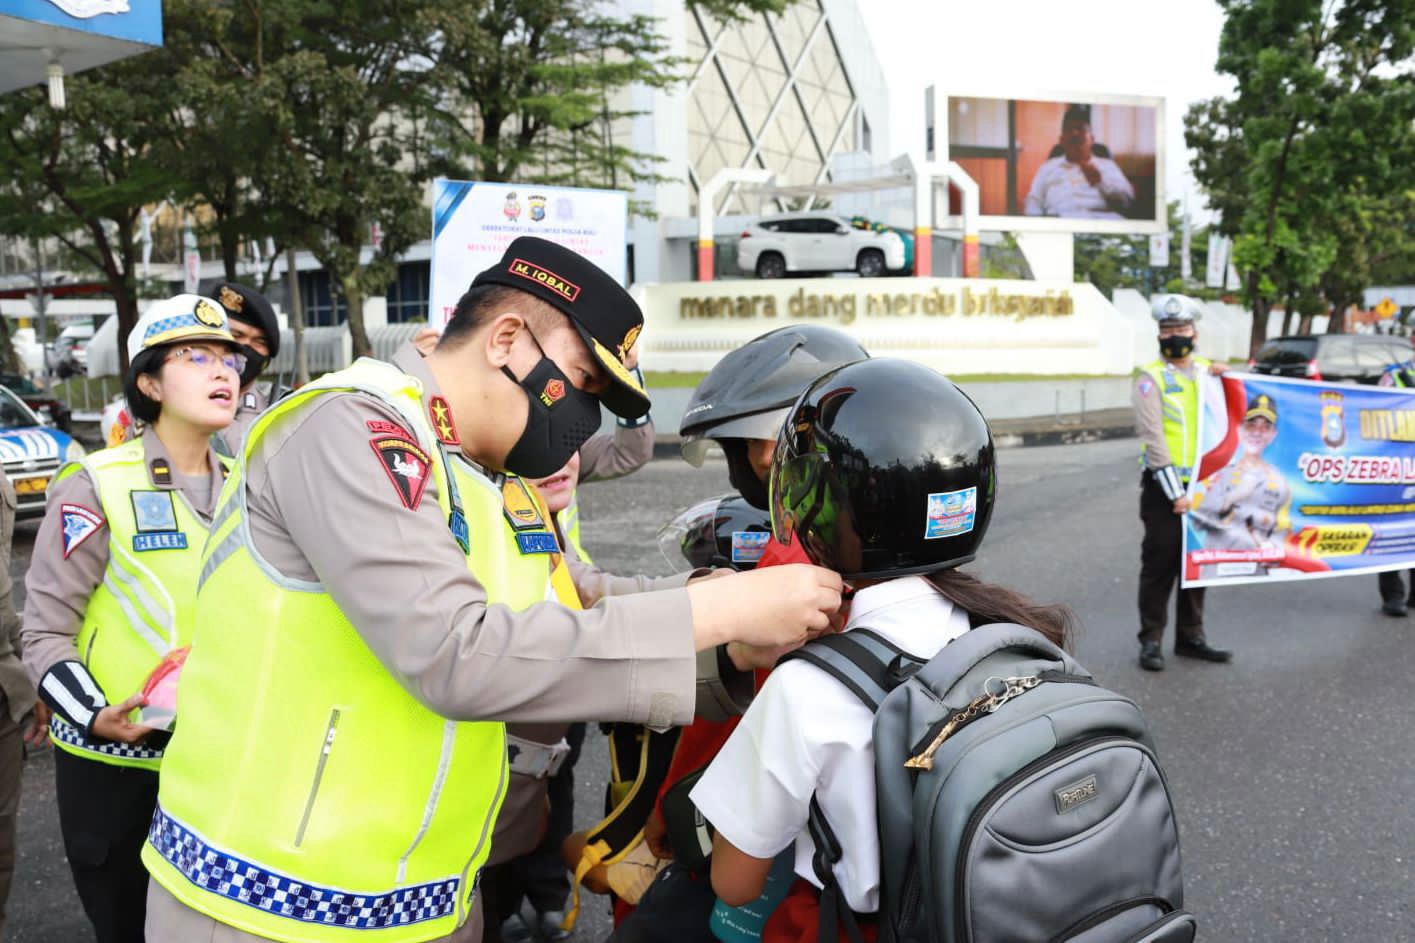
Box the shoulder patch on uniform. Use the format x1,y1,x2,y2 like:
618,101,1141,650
150,458,172,486
428,396,459,446
60,504,105,559
370,436,431,511
1137,376,1155,396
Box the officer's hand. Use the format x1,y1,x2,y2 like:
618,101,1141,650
726,640,797,672
23,701,51,748
1080,161,1101,186
644,807,672,859
689,564,842,651
90,694,156,745
1209,362,1229,376
1173,496,1192,515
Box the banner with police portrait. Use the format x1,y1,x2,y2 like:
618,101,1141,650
1182,373,1415,587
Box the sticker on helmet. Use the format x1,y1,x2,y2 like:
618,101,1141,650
925,487,977,540
731,530,770,564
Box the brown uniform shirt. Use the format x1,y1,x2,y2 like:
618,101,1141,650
1133,361,1200,471
240,344,700,728
578,420,654,484
22,429,226,728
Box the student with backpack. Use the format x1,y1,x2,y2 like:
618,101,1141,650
693,358,1194,943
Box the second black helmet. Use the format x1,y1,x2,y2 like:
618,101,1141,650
769,358,996,580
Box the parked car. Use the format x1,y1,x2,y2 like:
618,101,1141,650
49,324,94,380
0,385,85,519
0,373,71,432
1249,334,1412,385
737,213,907,279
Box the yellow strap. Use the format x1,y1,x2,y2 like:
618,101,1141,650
562,838,612,931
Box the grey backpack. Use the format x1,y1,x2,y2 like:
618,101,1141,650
785,622,1195,943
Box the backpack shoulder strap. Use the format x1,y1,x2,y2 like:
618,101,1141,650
780,628,923,712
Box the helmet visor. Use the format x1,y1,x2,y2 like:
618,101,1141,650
679,407,790,467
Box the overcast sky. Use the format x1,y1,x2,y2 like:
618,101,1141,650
858,0,1235,219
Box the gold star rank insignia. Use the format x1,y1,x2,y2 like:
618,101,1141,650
429,396,459,445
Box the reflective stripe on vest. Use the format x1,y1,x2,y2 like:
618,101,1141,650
54,439,208,769
144,358,563,943
1139,357,1209,479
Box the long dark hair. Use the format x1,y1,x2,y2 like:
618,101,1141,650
926,569,1074,651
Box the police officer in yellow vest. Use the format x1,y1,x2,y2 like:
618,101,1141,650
1134,294,1234,672
21,294,244,942
142,237,842,943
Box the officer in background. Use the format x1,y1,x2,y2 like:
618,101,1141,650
1133,294,1233,672
210,281,282,457
0,466,49,939
142,237,840,943
1376,357,1415,614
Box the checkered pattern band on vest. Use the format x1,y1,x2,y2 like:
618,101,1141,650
149,806,463,930
50,714,165,761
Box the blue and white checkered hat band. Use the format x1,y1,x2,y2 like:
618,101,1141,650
149,805,464,930
128,294,234,362
50,714,165,762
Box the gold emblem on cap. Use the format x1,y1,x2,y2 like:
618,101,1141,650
591,338,645,395
617,324,642,363
218,286,244,313
194,299,224,328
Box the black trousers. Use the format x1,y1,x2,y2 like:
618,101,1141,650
53,746,158,943
1377,570,1415,605
481,722,586,941
1138,473,1206,646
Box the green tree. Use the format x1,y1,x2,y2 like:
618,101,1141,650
0,60,181,371
1186,0,1415,354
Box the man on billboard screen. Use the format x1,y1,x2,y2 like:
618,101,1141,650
1024,104,1135,219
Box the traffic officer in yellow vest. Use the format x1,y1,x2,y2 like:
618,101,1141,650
1134,293,1233,672
142,237,842,943
21,294,243,942
211,281,283,458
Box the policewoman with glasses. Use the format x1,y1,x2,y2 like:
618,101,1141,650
22,294,244,943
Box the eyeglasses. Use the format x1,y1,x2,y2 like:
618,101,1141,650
165,346,246,375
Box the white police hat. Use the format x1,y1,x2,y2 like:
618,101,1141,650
1151,294,1203,324
127,294,237,363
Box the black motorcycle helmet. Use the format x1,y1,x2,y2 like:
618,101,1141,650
680,325,869,508
658,493,773,572
769,358,996,580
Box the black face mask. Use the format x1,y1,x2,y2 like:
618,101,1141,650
502,338,603,479
1159,335,1195,360
237,345,269,389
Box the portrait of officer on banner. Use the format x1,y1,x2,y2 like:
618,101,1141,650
1189,393,1293,578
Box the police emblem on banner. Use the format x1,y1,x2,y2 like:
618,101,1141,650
1321,391,1346,449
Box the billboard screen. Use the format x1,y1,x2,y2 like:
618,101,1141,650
946,93,1164,233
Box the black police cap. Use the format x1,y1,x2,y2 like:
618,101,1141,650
472,237,649,420
212,282,281,358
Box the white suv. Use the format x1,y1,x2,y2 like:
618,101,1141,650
737,213,906,279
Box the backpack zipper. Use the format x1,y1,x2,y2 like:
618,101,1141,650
906,672,1095,770
1048,895,1173,942
952,734,1166,942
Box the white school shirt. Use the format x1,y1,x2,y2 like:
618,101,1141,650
690,575,970,912
1023,155,1135,219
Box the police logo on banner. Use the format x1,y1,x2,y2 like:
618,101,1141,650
61,504,104,559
